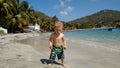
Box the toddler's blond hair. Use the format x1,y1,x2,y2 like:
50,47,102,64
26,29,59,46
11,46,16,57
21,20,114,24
55,21,63,30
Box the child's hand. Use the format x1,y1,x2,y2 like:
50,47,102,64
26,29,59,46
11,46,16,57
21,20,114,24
49,46,53,50
63,46,67,49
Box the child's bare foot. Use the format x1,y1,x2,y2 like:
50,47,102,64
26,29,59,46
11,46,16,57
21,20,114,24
61,63,66,67
48,62,53,65
46,63,52,68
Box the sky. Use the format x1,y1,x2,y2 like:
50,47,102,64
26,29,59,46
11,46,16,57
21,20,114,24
20,0,120,22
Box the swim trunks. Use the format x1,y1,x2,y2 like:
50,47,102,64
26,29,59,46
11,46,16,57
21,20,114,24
49,45,64,60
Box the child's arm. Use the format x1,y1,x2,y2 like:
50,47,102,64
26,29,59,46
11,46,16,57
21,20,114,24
49,34,53,49
62,34,67,49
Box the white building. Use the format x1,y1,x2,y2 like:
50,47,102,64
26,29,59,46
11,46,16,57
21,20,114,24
34,23,40,31
0,27,8,34
27,23,40,31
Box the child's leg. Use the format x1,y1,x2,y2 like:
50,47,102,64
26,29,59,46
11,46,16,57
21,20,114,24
49,50,56,65
49,53,56,65
61,59,64,64
61,59,65,66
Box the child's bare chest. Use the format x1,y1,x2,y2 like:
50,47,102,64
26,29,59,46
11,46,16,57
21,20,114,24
53,35,62,41
53,33,63,42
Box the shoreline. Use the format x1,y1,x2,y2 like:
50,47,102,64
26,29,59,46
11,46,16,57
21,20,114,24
65,27,116,31
0,32,120,68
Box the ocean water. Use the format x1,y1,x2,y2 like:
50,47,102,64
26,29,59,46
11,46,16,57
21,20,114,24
63,28,120,52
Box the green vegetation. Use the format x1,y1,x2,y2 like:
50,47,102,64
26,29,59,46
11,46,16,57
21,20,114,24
0,30,4,35
0,0,38,33
37,14,59,31
116,22,120,27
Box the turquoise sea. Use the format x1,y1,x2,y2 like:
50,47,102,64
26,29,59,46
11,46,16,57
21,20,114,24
63,28,120,52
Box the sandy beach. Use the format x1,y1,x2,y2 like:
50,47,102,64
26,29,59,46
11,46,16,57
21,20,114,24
0,32,120,68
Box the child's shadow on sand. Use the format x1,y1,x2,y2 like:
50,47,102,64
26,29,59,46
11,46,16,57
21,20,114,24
40,59,61,65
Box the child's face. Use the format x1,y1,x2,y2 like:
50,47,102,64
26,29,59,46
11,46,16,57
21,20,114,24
54,27,62,35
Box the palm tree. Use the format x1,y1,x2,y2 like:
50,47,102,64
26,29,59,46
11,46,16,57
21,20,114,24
0,0,5,26
0,0,36,33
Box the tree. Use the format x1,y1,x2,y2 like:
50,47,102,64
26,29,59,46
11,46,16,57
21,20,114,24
116,22,120,27
52,15,58,22
0,0,37,33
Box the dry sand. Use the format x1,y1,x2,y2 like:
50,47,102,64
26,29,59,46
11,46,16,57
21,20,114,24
0,32,43,68
0,32,120,68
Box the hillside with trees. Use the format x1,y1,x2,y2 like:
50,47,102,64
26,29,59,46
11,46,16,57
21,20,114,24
36,11,59,31
66,9,120,29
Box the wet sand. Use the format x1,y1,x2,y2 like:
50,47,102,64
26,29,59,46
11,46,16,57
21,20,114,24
0,32,120,68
